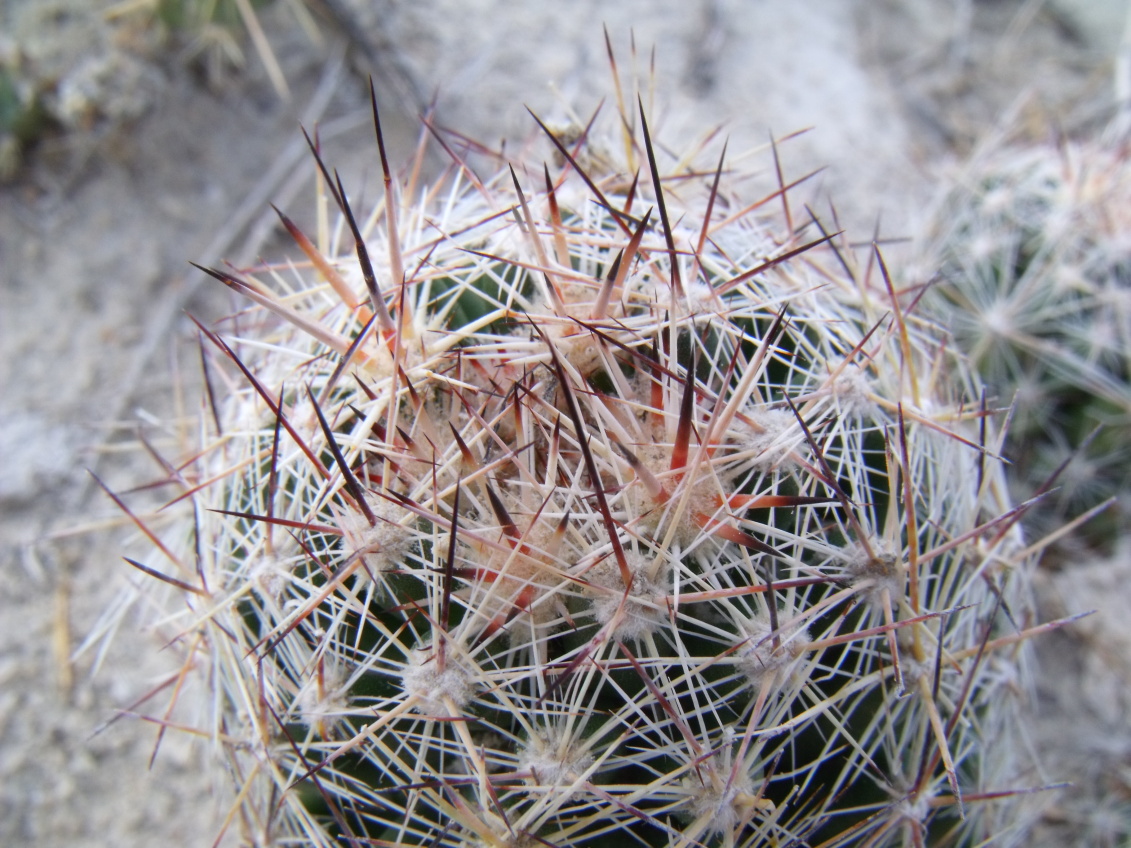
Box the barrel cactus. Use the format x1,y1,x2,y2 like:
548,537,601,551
113,70,1062,847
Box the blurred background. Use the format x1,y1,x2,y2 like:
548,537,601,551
1,1,1128,844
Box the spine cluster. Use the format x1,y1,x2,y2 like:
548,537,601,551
120,74,1059,847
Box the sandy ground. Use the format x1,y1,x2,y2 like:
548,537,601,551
1,0,1127,844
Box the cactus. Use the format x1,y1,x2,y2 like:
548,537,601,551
108,59,1069,847
923,134,1131,555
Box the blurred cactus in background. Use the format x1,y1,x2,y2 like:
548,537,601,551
923,133,1131,556
106,46,1071,846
